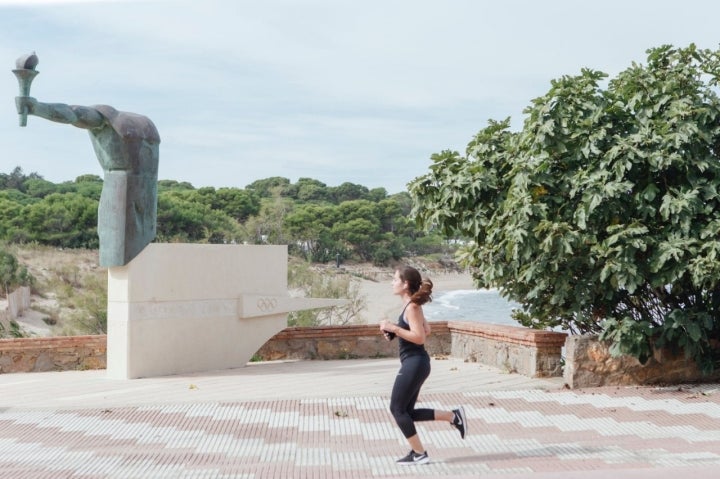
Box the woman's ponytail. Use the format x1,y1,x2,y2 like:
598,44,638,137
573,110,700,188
411,278,433,306
398,266,433,306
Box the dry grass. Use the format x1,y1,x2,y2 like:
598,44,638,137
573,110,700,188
9,244,101,286
1,244,104,337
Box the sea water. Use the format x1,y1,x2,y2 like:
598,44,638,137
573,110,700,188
424,289,521,326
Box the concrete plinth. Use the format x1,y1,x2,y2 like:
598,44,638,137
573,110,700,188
106,243,344,379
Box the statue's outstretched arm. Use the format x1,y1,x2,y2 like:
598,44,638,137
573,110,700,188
15,96,104,130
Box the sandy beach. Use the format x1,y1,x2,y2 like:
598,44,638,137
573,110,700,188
354,271,475,324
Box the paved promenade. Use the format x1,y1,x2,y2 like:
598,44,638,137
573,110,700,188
0,357,718,478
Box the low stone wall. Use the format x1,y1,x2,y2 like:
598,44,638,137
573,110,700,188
448,321,567,377
0,335,106,373
564,334,720,388
255,322,451,360
256,321,565,378
0,322,565,378
3,325,719,388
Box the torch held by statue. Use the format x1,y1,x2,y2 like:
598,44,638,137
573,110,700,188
12,52,40,127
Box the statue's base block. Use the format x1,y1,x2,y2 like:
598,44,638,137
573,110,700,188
106,244,342,379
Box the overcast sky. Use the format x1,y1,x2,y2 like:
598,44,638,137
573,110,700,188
1,0,719,194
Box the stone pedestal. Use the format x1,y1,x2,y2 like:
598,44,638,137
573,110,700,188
106,244,344,379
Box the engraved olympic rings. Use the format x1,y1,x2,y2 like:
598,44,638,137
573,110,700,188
256,297,278,312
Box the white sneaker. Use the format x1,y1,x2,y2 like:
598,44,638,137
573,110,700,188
452,406,467,439
396,450,430,465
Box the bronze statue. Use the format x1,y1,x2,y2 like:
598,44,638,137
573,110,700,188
13,53,160,267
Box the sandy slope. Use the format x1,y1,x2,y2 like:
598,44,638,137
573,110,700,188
1,246,100,337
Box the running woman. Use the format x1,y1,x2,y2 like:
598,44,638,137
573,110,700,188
380,265,467,466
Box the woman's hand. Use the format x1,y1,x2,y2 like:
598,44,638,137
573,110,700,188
379,320,396,340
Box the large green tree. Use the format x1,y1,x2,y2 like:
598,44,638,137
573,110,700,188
410,45,720,372
245,176,291,198
18,193,98,248
156,191,241,243
284,203,339,262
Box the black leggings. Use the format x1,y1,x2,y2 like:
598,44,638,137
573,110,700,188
389,354,434,438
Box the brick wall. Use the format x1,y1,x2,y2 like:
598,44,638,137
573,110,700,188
0,335,106,373
255,322,451,361
3,324,718,388
0,322,566,378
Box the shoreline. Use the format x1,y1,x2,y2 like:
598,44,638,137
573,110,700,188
354,271,475,324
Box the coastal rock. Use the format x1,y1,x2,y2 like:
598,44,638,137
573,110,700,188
564,334,720,388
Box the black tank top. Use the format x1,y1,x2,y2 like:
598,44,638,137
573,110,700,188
397,302,428,361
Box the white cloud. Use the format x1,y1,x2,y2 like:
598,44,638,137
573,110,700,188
2,0,720,193
0,0,140,5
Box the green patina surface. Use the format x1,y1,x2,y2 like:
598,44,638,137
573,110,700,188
12,52,160,267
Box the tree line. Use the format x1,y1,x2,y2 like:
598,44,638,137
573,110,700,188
0,167,447,266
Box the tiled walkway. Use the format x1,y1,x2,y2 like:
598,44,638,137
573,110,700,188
1,358,719,478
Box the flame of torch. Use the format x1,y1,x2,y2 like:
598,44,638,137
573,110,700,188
12,52,39,127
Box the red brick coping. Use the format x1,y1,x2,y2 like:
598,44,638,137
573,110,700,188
447,321,567,349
